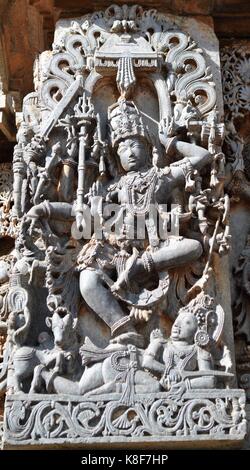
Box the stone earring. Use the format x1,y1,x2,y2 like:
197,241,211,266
152,145,160,167
194,329,210,347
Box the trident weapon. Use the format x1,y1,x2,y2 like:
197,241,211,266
74,94,96,231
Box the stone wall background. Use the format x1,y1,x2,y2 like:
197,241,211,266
1,0,250,449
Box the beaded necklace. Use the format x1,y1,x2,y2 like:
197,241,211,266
123,168,157,216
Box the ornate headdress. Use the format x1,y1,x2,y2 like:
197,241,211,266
108,98,150,147
178,293,224,347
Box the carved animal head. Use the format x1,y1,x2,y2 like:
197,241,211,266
46,307,77,350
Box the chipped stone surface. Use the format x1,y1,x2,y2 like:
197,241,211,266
0,0,250,451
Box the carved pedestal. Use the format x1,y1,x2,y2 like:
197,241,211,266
3,390,246,449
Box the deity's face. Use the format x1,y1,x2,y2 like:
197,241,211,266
171,311,197,344
117,137,148,172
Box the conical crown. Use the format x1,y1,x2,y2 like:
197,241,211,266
108,98,149,147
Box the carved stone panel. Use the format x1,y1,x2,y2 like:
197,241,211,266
221,42,250,406
0,5,246,449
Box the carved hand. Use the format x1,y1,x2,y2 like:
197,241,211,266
159,117,184,147
158,118,171,147
89,181,105,221
168,368,182,384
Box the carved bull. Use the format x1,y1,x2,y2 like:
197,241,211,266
13,307,78,393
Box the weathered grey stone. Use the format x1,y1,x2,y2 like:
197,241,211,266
221,43,250,415
0,4,247,449
3,389,247,449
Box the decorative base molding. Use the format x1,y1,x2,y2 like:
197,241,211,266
2,389,247,449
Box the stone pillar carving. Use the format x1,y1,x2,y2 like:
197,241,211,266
0,5,246,449
221,43,250,416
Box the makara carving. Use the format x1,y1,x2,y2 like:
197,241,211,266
0,5,246,448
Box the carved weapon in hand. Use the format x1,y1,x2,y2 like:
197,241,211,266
74,94,96,231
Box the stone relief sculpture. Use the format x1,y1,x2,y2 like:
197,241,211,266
0,165,15,405
0,5,247,448
222,45,250,204
221,44,250,402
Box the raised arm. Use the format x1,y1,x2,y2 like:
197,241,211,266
175,141,212,169
168,140,212,187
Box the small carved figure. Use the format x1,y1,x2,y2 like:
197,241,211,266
12,307,79,393
143,294,232,391
143,311,215,391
